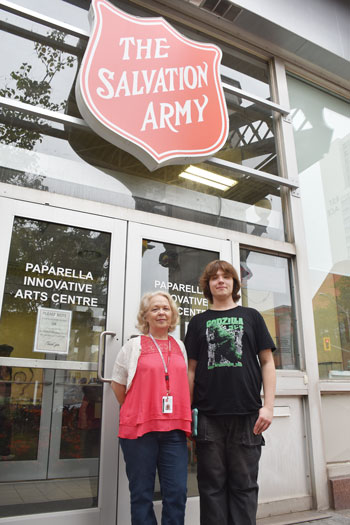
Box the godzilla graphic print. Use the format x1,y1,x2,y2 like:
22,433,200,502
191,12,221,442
206,316,244,369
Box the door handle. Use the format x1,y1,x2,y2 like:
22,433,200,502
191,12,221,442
98,331,116,383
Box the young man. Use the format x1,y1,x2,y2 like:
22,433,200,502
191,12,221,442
185,260,276,525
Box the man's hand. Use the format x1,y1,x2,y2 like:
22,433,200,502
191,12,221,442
253,406,273,435
255,349,276,435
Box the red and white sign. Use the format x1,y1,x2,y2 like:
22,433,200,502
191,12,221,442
76,0,228,171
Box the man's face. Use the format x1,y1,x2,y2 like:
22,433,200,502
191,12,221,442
209,269,234,301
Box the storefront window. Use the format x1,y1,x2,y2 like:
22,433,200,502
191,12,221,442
240,249,299,369
0,12,80,114
0,217,110,516
215,94,278,175
0,2,285,241
0,217,110,363
2,1,271,98
287,76,350,379
141,239,216,337
0,366,101,517
0,117,285,241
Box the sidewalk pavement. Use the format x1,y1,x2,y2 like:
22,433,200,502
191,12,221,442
303,509,350,524
257,509,350,525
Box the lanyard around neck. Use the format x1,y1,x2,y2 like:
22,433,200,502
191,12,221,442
149,334,171,394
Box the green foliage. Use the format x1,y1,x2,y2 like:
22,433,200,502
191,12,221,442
0,30,76,150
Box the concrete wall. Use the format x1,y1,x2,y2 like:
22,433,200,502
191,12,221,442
231,0,350,60
321,394,350,464
321,393,350,508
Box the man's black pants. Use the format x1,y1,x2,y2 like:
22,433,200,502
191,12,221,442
195,413,264,525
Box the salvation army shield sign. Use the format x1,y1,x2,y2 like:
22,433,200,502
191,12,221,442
76,0,229,171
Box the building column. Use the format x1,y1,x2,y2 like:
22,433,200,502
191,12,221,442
272,57,329,510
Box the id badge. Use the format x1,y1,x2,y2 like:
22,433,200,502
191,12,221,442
162,396,173,414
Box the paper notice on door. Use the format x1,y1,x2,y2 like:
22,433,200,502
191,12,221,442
33,307,72,355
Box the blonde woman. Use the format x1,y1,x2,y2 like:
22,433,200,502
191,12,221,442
111,292,191,525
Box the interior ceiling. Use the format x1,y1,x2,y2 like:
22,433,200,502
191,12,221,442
65,127,279,205
65,85,279,205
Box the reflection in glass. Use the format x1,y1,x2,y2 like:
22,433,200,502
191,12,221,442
0,366,42,462
3,0,90,31
0,368,100,517
141,239,219,498
0,131,285,240
0,217,108,515
287,76,350,379
0,13,79,115
0,2,284,241
240,249,299,370
4,0,271,99
59,371,102,460
141,239,217,340
0,92,284,240
313,277,350,379
0,217,110,363
215,93,278,176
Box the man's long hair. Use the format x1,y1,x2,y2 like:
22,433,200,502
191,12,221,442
200,260,241,304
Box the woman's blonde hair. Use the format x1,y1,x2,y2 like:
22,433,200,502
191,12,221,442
136,291,179,334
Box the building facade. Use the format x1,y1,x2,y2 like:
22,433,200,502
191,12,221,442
0,0,349,524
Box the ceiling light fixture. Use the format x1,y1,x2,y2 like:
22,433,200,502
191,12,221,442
179,165,237,191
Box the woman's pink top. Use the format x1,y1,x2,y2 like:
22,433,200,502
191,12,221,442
118,335,191,439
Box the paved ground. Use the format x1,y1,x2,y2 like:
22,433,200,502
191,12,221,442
304,509,350,524
257,509,350,525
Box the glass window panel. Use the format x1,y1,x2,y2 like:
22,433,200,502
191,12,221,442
0,217,110,363
2,0,270,101
0,367,99,517
141,239,219,497
0,118,285,241
178,29,271,99
220,62,270,101
0,2,283,240
215,97,278,176
1,0,270,105
287,76,350,379
57,371,102,461
0,17,276,173
240,249,299,370
4,0,271,99
3,0,91,31
0,366,43,462
141,239,217,340
0,13,80,114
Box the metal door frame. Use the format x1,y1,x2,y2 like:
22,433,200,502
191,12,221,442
47,369,99,479
117,221,236,524
0,196,126,525
0,187,312,523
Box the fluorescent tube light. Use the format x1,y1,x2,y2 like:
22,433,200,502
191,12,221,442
179,171,229,191
179,165,237,191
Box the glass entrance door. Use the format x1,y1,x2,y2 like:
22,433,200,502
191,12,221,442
0,198,237,525
46,369,101,480
118,222,234,524
0,198,126,525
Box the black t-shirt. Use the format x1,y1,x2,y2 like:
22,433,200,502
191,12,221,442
185,306,276,415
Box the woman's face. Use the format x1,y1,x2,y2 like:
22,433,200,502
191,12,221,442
145,295,172,334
